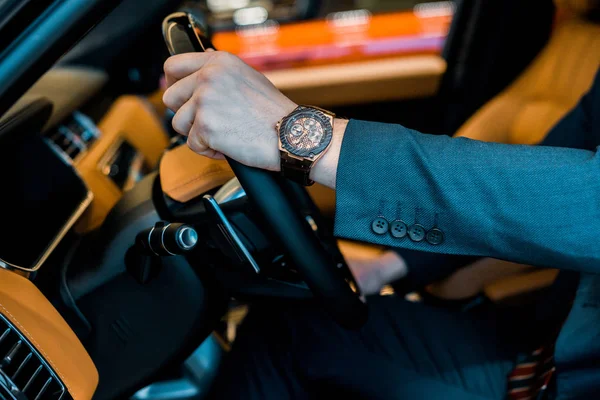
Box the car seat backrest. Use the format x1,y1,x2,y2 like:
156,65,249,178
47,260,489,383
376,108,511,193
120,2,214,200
455,2,600,145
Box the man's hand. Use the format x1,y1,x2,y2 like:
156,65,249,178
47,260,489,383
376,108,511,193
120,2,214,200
338,240,408,296
162,51,297,171
163,51,347,188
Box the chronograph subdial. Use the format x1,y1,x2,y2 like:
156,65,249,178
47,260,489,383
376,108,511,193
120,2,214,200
286,117,325,150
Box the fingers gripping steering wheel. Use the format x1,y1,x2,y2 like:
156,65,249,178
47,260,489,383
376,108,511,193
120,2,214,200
162,12,368,329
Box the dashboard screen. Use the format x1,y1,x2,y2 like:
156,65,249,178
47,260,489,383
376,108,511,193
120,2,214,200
0,102,90,270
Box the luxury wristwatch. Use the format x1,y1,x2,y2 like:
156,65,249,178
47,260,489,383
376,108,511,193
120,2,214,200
277,105,336,186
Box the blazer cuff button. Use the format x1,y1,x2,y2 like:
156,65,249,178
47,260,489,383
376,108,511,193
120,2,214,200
371,217,389,235
426,228,444,245
408,224,426,242
390,220,408,238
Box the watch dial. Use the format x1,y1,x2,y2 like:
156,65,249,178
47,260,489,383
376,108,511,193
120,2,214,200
279,108,333,158
287,117,324,148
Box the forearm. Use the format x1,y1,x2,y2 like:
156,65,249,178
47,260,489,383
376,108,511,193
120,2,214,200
331,88,596,285
321,119,482,291
334,119,600,272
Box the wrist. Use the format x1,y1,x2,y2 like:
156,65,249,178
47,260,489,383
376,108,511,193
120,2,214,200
310,118,348,189
272,102,298,172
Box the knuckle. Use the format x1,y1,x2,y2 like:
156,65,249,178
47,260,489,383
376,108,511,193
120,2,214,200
162,89,175,109
221,51,237,63
163,56,178,76
186,135,204,154
199,85,215,100
209,52,236,70
191,90,203,108
202,65,220,80
194,112,207,132
171,114,185,135
171,120,181,135
194,69,206,85
214,51,230,62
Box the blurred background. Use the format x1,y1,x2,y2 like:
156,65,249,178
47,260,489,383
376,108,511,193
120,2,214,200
189,0,454,70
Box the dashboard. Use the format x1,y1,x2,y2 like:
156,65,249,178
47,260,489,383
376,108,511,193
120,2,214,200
0,66,189,400
0,99,99,400
0,2,453,397
0,65,170,274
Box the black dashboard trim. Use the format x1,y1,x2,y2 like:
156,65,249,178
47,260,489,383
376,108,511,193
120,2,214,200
0,99,93,274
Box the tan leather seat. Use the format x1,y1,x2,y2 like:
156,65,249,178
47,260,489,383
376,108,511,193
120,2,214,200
430,0,600,300
313,0,600,300
454,4,600,146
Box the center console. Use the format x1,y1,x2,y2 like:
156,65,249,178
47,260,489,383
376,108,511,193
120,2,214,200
57,95,169,233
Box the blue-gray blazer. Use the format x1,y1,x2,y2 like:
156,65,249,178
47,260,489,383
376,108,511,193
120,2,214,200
334,69,600,399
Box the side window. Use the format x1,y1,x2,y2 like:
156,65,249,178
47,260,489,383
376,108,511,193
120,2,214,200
0,0,55,54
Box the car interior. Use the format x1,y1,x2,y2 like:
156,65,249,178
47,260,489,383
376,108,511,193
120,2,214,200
0,0,598,399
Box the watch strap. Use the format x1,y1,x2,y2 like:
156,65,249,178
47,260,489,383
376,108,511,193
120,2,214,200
280,152,314,186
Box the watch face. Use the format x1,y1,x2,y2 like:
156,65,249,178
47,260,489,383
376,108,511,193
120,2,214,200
279,107,333,158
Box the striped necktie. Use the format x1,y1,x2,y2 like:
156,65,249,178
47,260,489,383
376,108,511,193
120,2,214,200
507,344,556,400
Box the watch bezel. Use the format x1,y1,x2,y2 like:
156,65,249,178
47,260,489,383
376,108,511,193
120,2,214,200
278,107,333,159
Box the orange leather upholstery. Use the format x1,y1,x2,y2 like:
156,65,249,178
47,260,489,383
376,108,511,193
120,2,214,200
307,184,336,217
454,16,600,145
75,96,169,232
555,0,600,14
428,3,600,300
160,145,235,203
0,268,98,400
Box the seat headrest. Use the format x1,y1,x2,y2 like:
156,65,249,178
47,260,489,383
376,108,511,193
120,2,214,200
554,0,600,14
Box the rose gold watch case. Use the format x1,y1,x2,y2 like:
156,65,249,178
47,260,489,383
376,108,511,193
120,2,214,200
277,105,336,164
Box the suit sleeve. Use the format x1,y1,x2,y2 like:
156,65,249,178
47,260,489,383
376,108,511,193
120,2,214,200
385,73,598,290
334,76,599,274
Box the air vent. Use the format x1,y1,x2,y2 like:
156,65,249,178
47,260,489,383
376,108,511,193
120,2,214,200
46,111,100,162
0,314,68,400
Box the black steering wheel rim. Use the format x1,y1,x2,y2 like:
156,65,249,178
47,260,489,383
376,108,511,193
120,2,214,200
227,157,368,329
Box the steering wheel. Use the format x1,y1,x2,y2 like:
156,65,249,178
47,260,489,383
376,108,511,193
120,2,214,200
162,12,368,329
